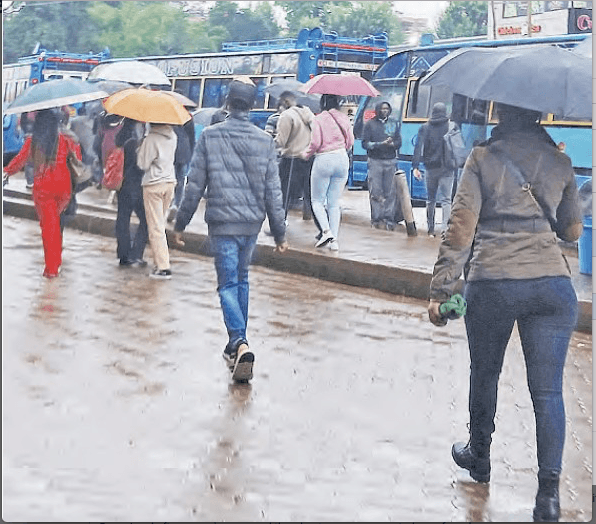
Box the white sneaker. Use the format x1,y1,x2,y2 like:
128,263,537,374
315,230,334,248
328,240,339,251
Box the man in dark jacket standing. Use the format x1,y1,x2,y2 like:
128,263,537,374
362,101,416,236
412,102,457,236
173,78,288,383
167,118,195,223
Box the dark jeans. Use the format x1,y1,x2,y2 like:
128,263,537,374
115,188,148,263
172,162,188,209
279,156,313,213
210,234,258,349
463,276,578,475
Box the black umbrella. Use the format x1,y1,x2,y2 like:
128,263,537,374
419,44,591,119
265,79,321,113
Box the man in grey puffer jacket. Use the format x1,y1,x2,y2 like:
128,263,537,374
173,78,288,383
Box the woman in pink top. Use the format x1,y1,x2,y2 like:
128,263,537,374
302,94,354,251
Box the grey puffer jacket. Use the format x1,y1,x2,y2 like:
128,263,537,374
430,123,582,302
174,111,286,244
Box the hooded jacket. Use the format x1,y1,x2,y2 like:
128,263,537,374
275,105,314,158
361,102,402,160
136,124,177,186
429,122,582,301
412,102,451,170
174,110,286,244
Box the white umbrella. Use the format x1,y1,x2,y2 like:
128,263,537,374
87,60,171,87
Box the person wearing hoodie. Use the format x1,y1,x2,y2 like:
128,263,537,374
275,91,316,222
136,122,177,279
412,102,457,236
362,101,416,236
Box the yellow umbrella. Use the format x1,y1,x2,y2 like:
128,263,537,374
103,88,191,125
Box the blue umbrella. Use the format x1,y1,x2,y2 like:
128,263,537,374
4,78,109,115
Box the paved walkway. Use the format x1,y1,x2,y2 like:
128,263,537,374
3,173,592,333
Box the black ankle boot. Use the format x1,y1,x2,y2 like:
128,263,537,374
533,472,560,522
451,441,490,483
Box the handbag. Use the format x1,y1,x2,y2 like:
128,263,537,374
102,147,125,191
66,151,92,186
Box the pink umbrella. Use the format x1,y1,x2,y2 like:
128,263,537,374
299,73,380,97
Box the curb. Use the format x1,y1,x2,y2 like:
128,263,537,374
3,194,591,334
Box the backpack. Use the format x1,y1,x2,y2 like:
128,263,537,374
443,121,469,170
102,147,124,190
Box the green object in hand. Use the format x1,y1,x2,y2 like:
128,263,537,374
439,294,467,320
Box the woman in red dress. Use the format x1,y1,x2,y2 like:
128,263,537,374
4,108,82,278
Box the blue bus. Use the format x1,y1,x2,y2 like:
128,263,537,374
349,33,591,200
135,27,388,131
2,45,110,165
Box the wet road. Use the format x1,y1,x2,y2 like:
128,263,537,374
2,216,592,522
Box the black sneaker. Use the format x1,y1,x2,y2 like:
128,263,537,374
150,268,172,280
222,345,237,371
119,258,134,266
232,344,254,382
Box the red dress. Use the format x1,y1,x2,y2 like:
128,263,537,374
5,134,82,276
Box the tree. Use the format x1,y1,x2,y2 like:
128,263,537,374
275,1,404,44
3,1,103,63
435,1,488,39
207,1,280,43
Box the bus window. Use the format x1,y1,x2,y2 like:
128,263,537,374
250,77,267,108
174,79,202,105
203,78,231,108
451,94,489,125
405,83,452,119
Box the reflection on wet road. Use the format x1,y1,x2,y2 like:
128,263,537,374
2,216,592,521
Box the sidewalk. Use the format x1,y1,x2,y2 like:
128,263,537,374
3,173,592,333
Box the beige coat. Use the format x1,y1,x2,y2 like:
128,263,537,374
136,124,177,186
275,105,314,158
430,125,582,302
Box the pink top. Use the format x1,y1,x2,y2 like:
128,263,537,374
304,109,354,159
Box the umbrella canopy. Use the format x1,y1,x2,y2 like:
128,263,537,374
162,90,197,108
265,79,321,112
299,73,380,96
192,107,226,127
87,60,171,87
103,88,191,125
419,44,592,119
4,79,109,115
572,34,592,57
88,79,133,95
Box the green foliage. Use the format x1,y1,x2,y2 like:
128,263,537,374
435,1,488,39
275,1,403,44
207,1,280,43
87,1,217,57
3,1,103,63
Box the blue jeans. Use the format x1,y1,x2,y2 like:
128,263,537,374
425,167,454,233
311,150,349,238
211,234,258,349
172,162,188,209
463,277,578,475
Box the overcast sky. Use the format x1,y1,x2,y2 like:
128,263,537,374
393,1,450,24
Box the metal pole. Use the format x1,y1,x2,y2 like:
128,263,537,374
527,1,533,37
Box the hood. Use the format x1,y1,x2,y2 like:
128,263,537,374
150,124,176,139
290,105,314,126
374,101,392,118
429,102,448,124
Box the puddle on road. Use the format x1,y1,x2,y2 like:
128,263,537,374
2,216,592,522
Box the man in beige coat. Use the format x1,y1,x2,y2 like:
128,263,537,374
137,123,177,279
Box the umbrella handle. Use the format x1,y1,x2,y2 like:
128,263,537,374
284,157,294,220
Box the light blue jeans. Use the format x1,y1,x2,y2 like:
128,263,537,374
310,149,349,238
210,234,258,349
